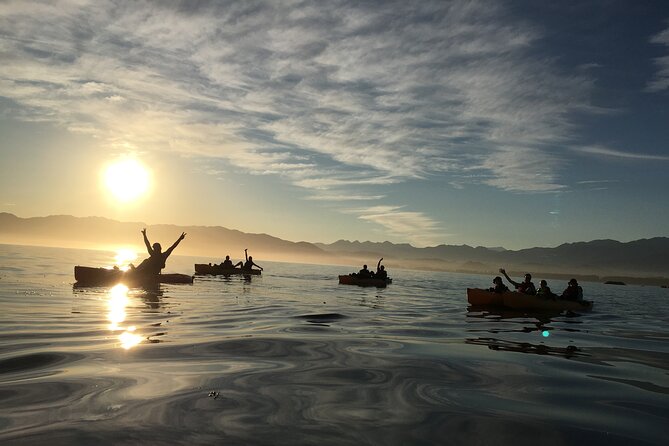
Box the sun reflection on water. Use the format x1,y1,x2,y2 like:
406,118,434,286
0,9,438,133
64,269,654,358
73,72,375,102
119,326,142,350
114,248,137,271
107,284,142,349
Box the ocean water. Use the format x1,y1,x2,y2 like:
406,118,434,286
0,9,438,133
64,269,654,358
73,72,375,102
0,243,667,445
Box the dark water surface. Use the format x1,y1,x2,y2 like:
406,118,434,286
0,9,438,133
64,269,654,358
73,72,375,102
0,244,667,445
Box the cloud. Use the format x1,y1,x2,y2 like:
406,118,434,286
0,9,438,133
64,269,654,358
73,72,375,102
576,145,669,161
647,24,669,92
576,180,619,185
474,146,567,192
0,0,606,240
345,204,450,247
304,193,386,202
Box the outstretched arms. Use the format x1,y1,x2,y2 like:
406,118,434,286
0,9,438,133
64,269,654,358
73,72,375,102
142,228,153,255
164,232,186,258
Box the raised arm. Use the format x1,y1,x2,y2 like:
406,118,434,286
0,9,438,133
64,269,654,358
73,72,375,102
142,228,153,255
245,249,249,262
164,232,186,258
499,268,520,288
377,258,383,271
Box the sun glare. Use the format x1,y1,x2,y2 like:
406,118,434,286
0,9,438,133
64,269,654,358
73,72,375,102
104,158,150,202
114,248,137,269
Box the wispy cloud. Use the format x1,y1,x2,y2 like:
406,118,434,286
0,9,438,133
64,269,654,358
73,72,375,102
304,193,386,202
647,24,669,92
576,145,669,161
0,0,608,242
346,205,449,247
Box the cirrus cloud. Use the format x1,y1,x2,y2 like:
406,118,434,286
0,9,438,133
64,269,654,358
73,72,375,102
0,0,617,244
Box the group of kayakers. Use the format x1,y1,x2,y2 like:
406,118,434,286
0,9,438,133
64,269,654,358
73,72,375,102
490,268,583,301
353,258,388,280
220,249,263,271
128,230,583,299
130,230,400,280
131,229,262,275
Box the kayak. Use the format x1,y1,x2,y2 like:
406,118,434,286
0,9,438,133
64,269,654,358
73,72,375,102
467,287,593,312
466,288,506,306
194,263,262,275
502,293,593,311
338,274,392,287
74,266,193,286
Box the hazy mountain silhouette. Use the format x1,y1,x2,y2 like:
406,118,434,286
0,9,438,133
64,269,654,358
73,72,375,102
0,212,326,264
1,213,667,283
315,238,669,282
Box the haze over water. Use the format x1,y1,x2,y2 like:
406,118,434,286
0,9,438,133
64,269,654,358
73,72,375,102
1,243,668,445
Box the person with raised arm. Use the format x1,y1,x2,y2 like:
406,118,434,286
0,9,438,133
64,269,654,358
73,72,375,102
133,228,186,275
242,249,263,271
375,258,388,280
499,268,536,295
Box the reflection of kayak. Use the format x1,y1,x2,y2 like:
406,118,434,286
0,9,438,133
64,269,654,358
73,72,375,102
466,288,506,306
338,275,391,287
194,264,262,275
502,293,593,311
74,266,193,286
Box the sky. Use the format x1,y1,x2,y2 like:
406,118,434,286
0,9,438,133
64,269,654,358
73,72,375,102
1,0,668,250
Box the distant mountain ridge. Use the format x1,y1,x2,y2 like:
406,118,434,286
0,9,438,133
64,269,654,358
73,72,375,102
0,212,326,264
315,237,669,277
1,213,668,282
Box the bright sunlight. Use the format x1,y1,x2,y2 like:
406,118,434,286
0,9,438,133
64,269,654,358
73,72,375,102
114,248,137,270
103,158,150,202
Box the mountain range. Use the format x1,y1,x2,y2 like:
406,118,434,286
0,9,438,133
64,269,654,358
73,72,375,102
1,212,667,285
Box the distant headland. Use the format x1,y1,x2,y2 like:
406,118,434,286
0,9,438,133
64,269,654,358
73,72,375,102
1,212,668,286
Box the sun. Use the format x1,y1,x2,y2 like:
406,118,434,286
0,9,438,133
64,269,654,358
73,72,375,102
103,158,151,202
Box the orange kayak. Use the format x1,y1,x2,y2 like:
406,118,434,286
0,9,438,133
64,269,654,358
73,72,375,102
467,288,593,311
502,293,593,311
466,288,507,306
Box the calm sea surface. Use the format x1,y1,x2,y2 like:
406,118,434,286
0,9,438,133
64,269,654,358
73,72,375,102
0,243,667,445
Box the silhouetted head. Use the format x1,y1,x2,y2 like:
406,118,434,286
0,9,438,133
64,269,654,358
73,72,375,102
363,264,368,269
380,265,385,271
153,243,162,253
225,255,230,260
249,256,253,261
568,278,578,286
524,273,532,282
540,280,547,287
493,276,503,285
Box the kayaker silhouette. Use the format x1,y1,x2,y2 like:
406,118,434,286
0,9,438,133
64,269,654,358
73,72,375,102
375,258,387,279
133,228,186,275
499,267,536,295
221,255,243,268
242,249,263,271
357,264,371,278
560,278,583,301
